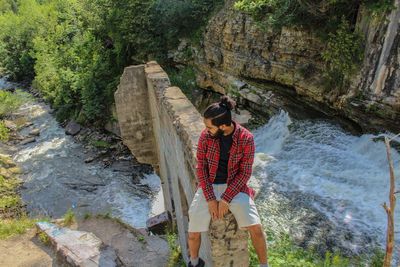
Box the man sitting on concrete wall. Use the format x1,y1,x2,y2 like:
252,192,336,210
187,95,268,267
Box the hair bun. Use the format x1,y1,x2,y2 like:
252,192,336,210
219,95,236,110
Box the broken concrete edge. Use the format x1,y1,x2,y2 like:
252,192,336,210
114,64,159,166
35,216,175,267
35,221,120,267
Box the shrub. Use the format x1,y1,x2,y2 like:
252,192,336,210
0,90,23,118
0,121,9,141
62,208,75,226
166,230,185,267
321,18,364,90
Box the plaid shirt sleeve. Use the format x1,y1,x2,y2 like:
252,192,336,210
221,134,255,203
196,130,216,202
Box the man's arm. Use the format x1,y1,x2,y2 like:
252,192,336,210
220,135,255,203
196,130,216,202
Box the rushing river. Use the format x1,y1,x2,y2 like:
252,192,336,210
1,79,165,228
252,110,400,261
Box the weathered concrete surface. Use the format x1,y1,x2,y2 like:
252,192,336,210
209,212,250,267
114,65,158,166
36,221,119,267
77,217,170,267
114,61,252,266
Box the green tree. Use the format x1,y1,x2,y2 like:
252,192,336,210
33,0,118,123
0,0,56,80
0,0,223,125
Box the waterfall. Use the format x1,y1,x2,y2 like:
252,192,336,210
253,110,400,258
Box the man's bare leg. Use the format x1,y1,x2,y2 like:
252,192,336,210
247,224,268,264
188,232,201,263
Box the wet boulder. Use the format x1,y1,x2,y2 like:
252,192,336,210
3,120,17,131
65,121,81,136
28,128,40,136
19,137,36,145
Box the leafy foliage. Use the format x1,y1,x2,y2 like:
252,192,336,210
0,0,221,124
0,90,25,118
234,0,393,33
62,208,75,226
321,18,364,90
152,0,223,54
166,230,185,267
0,0,57,80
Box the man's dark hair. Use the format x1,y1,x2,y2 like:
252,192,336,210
203,95,236,127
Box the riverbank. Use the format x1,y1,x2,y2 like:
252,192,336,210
0,126,57,265
3,88,164,224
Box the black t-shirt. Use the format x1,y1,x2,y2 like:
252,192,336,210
213,124,235,184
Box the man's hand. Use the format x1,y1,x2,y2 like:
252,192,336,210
218,200,229,219
207,200,218,221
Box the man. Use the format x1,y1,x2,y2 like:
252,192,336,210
187,96,268,267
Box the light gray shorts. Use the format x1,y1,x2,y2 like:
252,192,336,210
188,183,261,232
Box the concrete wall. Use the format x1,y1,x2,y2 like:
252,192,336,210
114,65,158,167
114,61,249,266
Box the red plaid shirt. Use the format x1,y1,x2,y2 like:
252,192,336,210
195,120,256,203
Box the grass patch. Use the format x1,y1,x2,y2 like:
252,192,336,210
0,155,24,220
89,139,112,149
248,231,384,267
0,154,48,240
137,235,146,244
38,231,50,245
95,211,113,220
0,195,22,209
62,208,75,226
83,212,92,220
0,216,37,239
166,230,185,267
0,121,10,141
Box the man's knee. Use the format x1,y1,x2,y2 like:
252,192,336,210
188,232,201,241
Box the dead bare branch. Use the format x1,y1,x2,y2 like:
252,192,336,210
382,136,397,267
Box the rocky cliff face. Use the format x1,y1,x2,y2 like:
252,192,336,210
191,0,400,133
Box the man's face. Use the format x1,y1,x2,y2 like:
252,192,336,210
204,118,224,138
